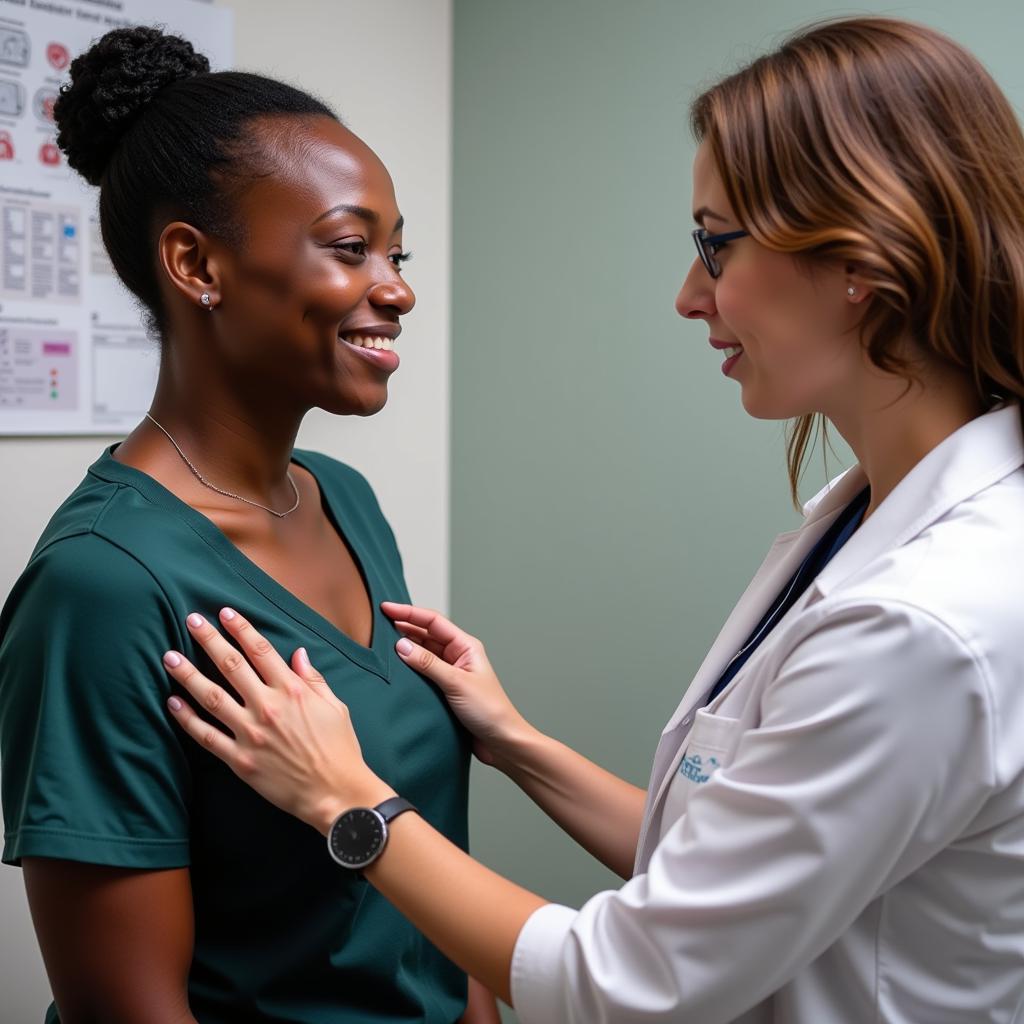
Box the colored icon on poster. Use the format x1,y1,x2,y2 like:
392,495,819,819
33,88,58,125
46,43,70,71
40,142,61,166
0,131,13,161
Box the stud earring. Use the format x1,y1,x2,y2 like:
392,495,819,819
200,292,213,309
847,286,856,297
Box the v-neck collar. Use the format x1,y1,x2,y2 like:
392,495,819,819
89,445,392,683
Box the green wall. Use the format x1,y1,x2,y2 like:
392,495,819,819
451,2,1024,1015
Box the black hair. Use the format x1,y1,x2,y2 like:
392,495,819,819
54,26,337,332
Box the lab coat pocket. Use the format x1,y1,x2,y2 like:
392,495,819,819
661,709,742,829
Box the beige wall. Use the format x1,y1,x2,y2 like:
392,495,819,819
0,0,452,1015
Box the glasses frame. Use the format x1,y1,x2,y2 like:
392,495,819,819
692,227,750,279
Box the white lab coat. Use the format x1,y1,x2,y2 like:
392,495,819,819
511,404,1024,1023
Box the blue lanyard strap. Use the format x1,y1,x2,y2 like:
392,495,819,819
705,486,871,706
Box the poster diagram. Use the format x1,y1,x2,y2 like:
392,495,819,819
0,0,232,435
0,324,77,411
2,198,80,303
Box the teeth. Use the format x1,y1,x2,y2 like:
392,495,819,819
724,345,742,358
342,335,395,352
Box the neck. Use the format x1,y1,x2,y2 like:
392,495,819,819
827,359,985,518
144,372,304,505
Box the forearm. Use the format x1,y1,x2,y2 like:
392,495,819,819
493,725,646,879
359,811,548,1006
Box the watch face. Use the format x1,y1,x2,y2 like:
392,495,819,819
328,808,387,869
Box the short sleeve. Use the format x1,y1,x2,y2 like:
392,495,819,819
0,533,191,868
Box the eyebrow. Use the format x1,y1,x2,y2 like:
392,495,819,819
692,205,728,226
312,204,404,233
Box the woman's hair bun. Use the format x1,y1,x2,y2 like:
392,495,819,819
54,26,209,186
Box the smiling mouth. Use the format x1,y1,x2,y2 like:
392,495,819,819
339,332,397,352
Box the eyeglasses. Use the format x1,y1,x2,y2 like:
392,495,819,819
692,227,749,279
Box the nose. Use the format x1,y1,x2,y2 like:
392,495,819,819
368,274,416,316
675,258,716,321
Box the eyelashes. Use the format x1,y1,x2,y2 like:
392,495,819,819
329,241,413,271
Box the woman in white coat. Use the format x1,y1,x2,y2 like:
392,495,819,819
160,16,1024,1022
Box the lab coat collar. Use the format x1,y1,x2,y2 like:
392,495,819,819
811,403,1024,599
801,465,863,521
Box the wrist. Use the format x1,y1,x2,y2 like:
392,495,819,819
489,717,546,774
313,776,398,837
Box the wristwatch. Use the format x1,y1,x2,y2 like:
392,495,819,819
327,796,418,871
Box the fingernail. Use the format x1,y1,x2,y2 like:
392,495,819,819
221,607,236,621
163,651,182,668
297,647,311,670
168,696,183,712
396,638,413,656
187,613,204,629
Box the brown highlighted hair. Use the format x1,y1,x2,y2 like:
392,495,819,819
691,17,1024,504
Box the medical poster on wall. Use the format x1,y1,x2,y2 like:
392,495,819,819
0,0,232,435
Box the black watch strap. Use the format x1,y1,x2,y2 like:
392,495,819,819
375,796,417,824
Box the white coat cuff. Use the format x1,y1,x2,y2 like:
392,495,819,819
511,902,578,1024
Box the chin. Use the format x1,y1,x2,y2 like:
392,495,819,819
739,388,805,422
739,389,774,420
325,387,390,418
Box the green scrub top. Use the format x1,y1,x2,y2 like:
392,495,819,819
0,447,471,1024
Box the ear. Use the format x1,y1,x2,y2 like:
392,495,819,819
844,263,873,304
157,221,223,312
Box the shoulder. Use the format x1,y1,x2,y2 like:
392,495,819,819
1,456,191,666
0,528,185,743
784,469,1024,691
761,598,1000,801
840,475,1024,678
42,528,165,585
776,595,988,696
20,450,201,591
28,460,123,556
773,584,1019,792
1,528,178,654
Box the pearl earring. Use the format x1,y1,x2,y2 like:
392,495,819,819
200,292,213,309
847,286,856,297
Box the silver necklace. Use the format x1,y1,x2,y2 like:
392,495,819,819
145,412,301,518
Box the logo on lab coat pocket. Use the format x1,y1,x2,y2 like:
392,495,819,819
679,753,721,784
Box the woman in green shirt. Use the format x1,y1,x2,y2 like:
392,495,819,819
0,25,494,1024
